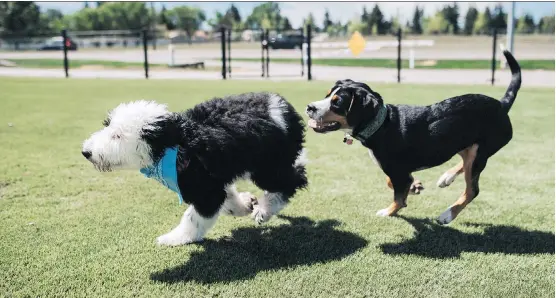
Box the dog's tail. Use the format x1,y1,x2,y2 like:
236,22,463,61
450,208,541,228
500,50,522,113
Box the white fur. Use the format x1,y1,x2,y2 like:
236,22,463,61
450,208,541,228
306,87,340,119
437,208,454,225
376,208,392,217
368,149,382,169
82,100,170,171
252,192,287,224
220,184,255,217
436,171,459,188
157,205,219,246
268,94,288,131
294,148,309,168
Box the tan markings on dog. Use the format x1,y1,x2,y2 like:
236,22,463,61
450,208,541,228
381,201,405,216
443,144,479,221
386,177,393,189
332,95,339,102
326,89,332,96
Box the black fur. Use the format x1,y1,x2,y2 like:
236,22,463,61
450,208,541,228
314,50,522,220
143,92,307,218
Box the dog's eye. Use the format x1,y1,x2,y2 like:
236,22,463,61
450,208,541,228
102,118,110,127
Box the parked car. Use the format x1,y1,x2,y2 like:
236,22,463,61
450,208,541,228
268,33,304,50
38,36,78,51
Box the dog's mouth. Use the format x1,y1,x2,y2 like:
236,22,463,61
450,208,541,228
308,119,341,133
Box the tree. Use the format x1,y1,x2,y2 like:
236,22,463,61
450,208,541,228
491,4,507,32
0,2,42,36
537,15,554,34
369,4,386,34
424,12,450,35
411,6,423,34
39,8,65,34
473,8,492,35
280,17,292,31
463,6,478,35
360,6,370,35
104,2,151,30
245,2,282,29
323,9,332,31
304,13,319,32
227,4,241,24
84,2,89,9
165,6,206,43
441,3,460,34
159,5,175,30
516,13,536,34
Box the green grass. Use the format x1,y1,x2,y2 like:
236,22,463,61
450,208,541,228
1,78,554,297
233,57,556,70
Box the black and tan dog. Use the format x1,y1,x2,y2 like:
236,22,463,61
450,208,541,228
306,50,521,224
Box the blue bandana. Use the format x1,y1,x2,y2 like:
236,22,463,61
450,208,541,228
140,147,187,205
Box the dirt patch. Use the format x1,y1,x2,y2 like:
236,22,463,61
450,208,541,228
417,60,437,66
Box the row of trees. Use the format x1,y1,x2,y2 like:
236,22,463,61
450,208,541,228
0,2,554,38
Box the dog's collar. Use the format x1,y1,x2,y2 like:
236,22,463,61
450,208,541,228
352,104,387,142
140,147,189,205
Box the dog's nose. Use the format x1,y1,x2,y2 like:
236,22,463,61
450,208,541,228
82,150,92,159
306,104,317,113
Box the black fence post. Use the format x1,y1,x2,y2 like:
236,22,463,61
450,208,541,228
307,24,312,81
261,29,265,77
142,30,149,79
491,28,497,86
220,27,227,80
300,28,304,77
265,29,270,78
397,28,402,83
61,29,69,78
227,28,231,78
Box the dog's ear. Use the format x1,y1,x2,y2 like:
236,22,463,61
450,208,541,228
346,87,383,127
335,79,355,86
140,114,182,162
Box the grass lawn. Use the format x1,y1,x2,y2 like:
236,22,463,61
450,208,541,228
0,78,553,297
233,57,555,70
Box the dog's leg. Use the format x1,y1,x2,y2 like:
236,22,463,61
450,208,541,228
157,205,219,246
377,175,412,217
387,176,424,195
436,161,464,188
252,192,287,224
438,144,482,224
220,184,257,217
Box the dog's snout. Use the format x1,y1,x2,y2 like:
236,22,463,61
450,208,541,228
306,104,317,113
82,150,92,159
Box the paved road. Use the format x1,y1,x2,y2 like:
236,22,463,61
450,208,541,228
1,63,552,87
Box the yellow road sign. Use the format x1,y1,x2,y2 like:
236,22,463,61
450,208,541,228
348,31,366,57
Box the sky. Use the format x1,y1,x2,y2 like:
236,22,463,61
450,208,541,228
37,1,556,29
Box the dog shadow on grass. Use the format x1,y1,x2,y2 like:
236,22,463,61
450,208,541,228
150,215,368,284
380,216,555,259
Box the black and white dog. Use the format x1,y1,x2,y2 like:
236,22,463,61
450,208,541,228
82,93,307,246
306,50,521,224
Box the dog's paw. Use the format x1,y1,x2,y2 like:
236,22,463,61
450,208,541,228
376,208,394,217
436,172,458,188
409,180,424,195
437,208,455,225
252,205,272,224
156,231,200,246
237,192,257,213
